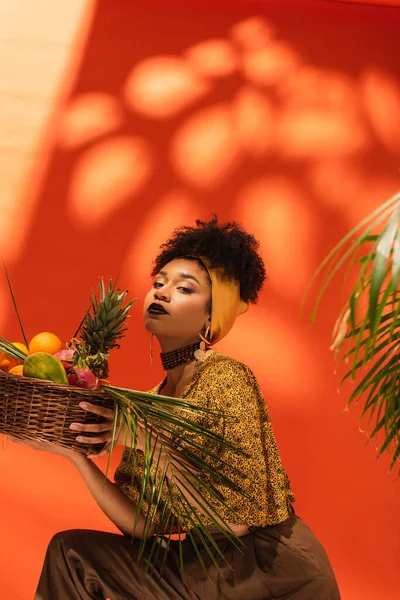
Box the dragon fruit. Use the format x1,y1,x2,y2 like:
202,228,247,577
68,366,97,389
54,349,74,372
55,349,97,388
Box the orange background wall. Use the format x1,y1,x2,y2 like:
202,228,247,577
0,1,399,598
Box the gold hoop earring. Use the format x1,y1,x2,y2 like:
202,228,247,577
149,333,153,365
194,325,211,362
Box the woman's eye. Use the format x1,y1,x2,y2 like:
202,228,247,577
178,287,193,294
153,282,163,288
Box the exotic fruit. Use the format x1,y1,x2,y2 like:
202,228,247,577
68,367,97,389
55,350,97,389
72,280,134,379
54,348,74,372
8,365,24,376
23,352,68,384
0,342,28,372
28,332,63,355
0,279,134,389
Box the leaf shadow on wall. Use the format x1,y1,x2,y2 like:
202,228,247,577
1,2,400,600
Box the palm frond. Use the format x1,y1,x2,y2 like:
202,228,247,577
101,382,251,579
0,337,28,362
306,192,400,474
302,191,400,322
369,211,399,327
1,259,29,348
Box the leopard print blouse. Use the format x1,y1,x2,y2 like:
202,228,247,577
114,351,295,530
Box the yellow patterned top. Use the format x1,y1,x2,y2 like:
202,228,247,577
114,351,295,530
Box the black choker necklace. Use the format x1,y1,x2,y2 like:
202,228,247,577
160,342,201,370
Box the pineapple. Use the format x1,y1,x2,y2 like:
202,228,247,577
72,279,135,379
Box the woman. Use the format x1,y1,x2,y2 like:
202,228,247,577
13,218,340,599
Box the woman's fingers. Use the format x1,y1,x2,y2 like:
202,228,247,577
75,432,111,445
73,402,124,447
69,422,112,433
79,401,113,419
87,440,112,459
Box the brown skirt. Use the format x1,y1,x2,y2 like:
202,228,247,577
34,513,341,600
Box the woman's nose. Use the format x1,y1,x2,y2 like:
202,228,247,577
154,289,170,301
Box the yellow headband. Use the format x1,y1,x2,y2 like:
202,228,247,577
198,256,249,345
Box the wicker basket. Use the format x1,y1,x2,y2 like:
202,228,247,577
0,369,115,454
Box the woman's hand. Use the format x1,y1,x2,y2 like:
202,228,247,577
69,402,120,458
72,402,164,459
4,433,80,461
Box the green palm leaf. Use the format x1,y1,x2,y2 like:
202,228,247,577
369,211,399,327
1,259,28,347
303,192,400,323
305,191,400,474
101,382,251,580
0,337,28,361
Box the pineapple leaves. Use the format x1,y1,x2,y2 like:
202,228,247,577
73,278,136,379
306,191,400,474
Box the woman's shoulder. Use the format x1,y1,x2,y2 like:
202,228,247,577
145,351,258,395
146,380,164,395
196,352,264,413
199,350,258,386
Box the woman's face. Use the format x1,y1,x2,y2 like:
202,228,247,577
143,258,211,348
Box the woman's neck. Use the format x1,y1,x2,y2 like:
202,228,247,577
155,336,212,396
162,361,197,396
158,336,199,354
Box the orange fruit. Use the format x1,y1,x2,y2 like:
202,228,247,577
0,353,14,372
9,364,24,376
12,342,29,355
0,342,28,372
29,332,63,356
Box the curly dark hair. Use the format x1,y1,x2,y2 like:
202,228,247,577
151,217,266,304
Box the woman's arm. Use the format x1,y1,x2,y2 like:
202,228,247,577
73,404,213,521
5,432,155,539
70,452,157,538
74,402,249,535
